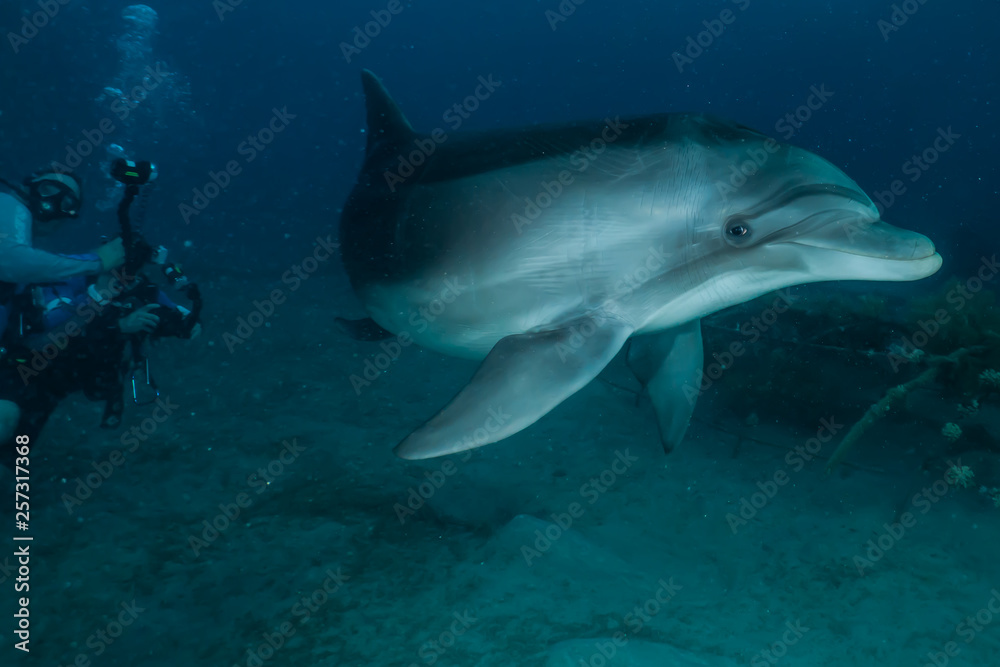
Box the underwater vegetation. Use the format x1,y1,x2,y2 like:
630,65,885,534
702,279,1000,505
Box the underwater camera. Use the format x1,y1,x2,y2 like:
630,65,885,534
118,276,199,340
108,157,203,339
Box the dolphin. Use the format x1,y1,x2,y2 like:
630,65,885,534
339,70,942,460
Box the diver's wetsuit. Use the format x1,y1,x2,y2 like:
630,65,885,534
0,191,103,282
0,283,127,446
0,273,190,457
0,187,104,343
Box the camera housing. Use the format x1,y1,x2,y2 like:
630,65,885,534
110,159,157,186
117,277,196,340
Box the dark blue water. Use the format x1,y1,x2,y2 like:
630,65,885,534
3,1,995,272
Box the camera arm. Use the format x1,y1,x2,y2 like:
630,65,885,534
111,158,156,279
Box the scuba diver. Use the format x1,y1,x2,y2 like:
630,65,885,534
0,258,201,449
0,168,128,444
0,160,201,459
0,169,126,286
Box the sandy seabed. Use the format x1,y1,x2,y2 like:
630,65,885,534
3,273,998,667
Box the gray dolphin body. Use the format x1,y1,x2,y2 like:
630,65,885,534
339,70,942,460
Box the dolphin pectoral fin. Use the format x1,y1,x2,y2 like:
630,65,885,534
394,315,634,460
335,316,394,342
626,319,704,454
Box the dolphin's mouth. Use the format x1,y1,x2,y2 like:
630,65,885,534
785,219,939,263
740,184,939,265
776,217,943,282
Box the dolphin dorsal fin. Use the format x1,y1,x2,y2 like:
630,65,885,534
360,69,414,155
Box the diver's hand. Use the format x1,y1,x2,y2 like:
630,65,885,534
188,323,202,340
119,304,160,334
96,237,126,271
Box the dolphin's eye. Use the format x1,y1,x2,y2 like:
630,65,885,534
723,218,754,247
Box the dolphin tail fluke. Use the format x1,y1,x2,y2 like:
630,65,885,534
626,319,704,453
360,69,414,155
394,314,634,460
